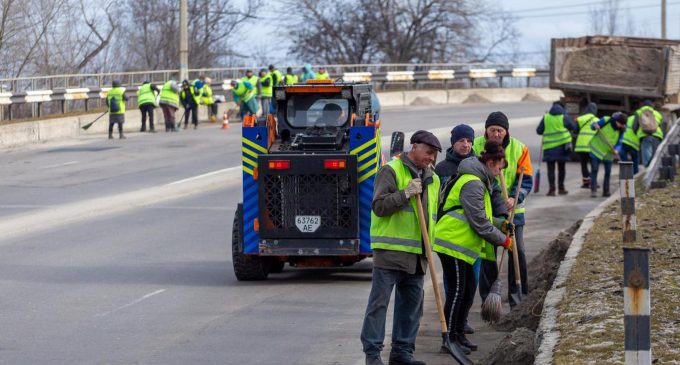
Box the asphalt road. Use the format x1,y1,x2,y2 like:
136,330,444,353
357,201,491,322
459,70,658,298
0,101,602,364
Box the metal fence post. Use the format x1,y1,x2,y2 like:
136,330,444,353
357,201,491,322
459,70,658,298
623,248,651,365
619,161,636,243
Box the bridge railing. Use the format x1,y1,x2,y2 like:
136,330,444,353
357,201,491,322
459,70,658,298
0,64,548,122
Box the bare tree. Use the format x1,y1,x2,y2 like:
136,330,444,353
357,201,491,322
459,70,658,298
284,0,517,65
124,0,260,71
589,0,622,35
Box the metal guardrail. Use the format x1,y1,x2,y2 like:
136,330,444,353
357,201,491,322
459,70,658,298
0,65,549,121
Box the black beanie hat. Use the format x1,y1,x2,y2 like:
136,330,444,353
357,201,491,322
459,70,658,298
485,111,509,131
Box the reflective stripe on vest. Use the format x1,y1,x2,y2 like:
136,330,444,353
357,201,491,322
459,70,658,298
137,83,155,106
575,114,597,152
370,158,440,254
622,115,640,151
542,114,572,150
260,73,273,97
107,87,126,115
589,118,620,161
159,81,179,107
473,136,526,215
433,174,492,265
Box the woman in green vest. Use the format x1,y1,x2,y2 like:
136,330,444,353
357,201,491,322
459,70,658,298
589,112,628,198
536,102,576,196
433,140,513,354
575,102,598,188
107,80,128,139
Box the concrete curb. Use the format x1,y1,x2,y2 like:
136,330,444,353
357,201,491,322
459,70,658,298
534,187,622,364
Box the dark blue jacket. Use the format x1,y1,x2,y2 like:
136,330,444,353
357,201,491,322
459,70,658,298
536,104,577,162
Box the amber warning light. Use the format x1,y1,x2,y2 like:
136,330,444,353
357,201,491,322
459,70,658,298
324,159,346,169
268,160,291,170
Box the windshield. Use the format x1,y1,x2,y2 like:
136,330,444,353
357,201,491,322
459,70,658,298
286,94,350,128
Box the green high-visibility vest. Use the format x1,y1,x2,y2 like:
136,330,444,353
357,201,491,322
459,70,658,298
635,105,664,140
233,81,254,102
159,81,179,108
473,136,526,216
201,84,214,105
137,83,155,107
575,113,598,152
589,117,620,161
433,174,492,264
107,87,126,115
260,73,273,97
242,76,259,97
542,114,572,150
370,158,440,254
622,115,640,151
285,74,299,85
315,71,330,80
272,70,283,87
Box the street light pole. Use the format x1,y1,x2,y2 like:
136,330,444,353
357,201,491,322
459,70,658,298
662,0,667,39
179,0,189,81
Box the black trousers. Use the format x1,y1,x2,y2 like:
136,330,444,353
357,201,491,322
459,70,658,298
547,161,566,189
438,253,475,337
578,152,591,179
184,104,198,126
140,104,155,130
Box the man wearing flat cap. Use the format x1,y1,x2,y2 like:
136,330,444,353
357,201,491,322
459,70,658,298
361,130,441,365
473,111,533,308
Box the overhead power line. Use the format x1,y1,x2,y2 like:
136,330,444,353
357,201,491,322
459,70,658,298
509,0,646,13
514,1,680,19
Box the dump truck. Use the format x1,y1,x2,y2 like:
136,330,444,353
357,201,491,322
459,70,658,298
231,80,385,280
550,35,680,120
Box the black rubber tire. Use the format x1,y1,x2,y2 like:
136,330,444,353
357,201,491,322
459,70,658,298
232,208,269,281
268,259,285,273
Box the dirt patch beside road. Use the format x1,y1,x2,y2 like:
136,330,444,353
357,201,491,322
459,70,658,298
553,178,680,364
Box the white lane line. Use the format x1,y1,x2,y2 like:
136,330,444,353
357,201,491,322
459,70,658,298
167,166,241,186
43,160,79,169
95,289,166,317
149,206,232,211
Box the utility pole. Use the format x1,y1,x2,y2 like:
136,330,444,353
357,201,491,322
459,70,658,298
179,0,189,81
662,0,667,38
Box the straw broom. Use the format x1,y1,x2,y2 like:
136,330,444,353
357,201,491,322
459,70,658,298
481,167,525,323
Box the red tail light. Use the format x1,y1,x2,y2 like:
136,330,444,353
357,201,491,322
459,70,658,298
324,159,346,169
268,160,290,170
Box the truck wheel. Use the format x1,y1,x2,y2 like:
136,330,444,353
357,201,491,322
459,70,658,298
232,208,269,281
268,259,285,273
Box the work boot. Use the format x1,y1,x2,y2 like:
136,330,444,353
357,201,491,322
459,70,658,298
108,134,113,140
581,178,591,189
591,190,598,198
388,352,426,365
457,333,478,351
558,187,569,195
463,321,474,334
602,190,611,197
183,124,188,130
546,187,556,196
365,354,384,365
140,127,146,132
149,129,156,133
448,334,471,355
194,124,197,130
119,133,126,139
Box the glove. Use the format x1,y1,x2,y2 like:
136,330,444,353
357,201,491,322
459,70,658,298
404,178,422,199
501,236,513,251
500,220,515,235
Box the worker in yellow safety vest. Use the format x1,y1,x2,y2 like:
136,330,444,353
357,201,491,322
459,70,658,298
589,112,628,198
361,130,441,365
107,80,128,139
258,69,273,119
200,76,217,122
285,67,299,85
574,102,598,188
536,101,577,196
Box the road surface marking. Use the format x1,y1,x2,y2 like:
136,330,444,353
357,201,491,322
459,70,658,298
167,166,241,186
43,160,79,169
96,289,166,317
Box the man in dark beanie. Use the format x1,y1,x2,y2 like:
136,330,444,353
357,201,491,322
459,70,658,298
473,111,533,308
361,129,440,365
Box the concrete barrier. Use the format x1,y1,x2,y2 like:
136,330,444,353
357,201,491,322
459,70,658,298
1,88,555,148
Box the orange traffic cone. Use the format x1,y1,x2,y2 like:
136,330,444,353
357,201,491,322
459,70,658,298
221,111,229,129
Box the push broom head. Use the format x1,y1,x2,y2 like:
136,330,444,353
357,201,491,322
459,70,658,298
481,279,503,324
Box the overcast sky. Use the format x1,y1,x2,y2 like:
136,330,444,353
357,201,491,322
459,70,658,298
242,0,679,67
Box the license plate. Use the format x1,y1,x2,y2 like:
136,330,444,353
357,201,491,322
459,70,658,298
295,215,321,233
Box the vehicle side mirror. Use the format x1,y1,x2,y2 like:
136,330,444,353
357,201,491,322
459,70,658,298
390,131,405,158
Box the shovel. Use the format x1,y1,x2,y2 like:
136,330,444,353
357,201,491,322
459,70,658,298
415,194,473,365
534,138,543,193
499,168,525,306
